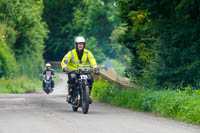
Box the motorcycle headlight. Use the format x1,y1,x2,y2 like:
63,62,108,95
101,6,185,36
46,76,50,80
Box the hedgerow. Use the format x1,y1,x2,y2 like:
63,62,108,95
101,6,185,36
0,76,41,93
92,79,200,124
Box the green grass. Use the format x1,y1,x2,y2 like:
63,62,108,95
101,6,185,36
54,74,60,83
54,68,62,72
0,76,41,94
0,74,60,94
91,78,200,124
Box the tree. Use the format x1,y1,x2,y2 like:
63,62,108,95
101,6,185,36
86,37,106,63
0,0,48,77
117,0,200,87
43,0,80,61
73,0,120,62
43,0,121,63
117,0,156,82
0,24,18,77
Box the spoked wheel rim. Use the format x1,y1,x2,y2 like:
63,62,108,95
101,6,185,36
81,85,90,114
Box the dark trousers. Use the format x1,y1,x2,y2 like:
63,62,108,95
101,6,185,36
43,80,54,88
68,73,94,93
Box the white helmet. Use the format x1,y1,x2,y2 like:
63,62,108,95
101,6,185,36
46,63,51,67
74,36,86,47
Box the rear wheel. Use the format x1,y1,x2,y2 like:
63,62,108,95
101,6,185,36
81,85,90,114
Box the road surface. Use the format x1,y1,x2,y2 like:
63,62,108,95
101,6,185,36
0,73,199,133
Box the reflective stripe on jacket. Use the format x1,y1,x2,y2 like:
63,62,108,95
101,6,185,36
61,49,98,70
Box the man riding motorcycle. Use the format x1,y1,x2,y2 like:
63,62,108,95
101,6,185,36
61,36,99,104
42,63,55,91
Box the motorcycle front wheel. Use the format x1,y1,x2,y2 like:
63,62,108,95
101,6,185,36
72,106,78,112
81,85,90,114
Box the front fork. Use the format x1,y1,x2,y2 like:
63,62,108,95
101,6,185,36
77,79,89,105
80,79,89,94
69,79,89,105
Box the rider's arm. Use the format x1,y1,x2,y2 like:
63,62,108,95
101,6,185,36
61,52,72,71
51,69,55,76
88,51,98,69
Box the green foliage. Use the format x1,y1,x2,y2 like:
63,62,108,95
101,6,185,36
73,0,120,63
54,68,62,73
0,0,48,94
0,73,59,94
116,0,200,88
0,76,41,93
43,0,77,61
109,24,133,63
91,78,121,102
86,37,106,63
54,73,60,84
150,0,200,87
43,0,122,64
0,24,18,77
0,0,48,78
117,0,156,83
110,59,127,77
17,52,45,77
92,79,200,124
0,40,18,77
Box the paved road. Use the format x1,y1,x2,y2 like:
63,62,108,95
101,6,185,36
0,73,199,133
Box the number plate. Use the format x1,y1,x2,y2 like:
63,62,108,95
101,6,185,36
80,75,88,79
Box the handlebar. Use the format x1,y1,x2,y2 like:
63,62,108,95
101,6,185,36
40,75,56,78
63,65,99,75
65,69,94,74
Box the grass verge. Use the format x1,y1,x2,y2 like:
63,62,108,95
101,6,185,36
54,68,62,72
91,78,200,124
0,74,60,94
54,73,60,83
0,76,41,94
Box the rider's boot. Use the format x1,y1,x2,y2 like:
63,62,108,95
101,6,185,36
89,97,93,104
66,85,73,103
43,80,45,91
66,95,71,103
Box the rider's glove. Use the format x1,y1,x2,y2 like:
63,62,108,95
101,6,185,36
63,67,70,73
94,67,100,75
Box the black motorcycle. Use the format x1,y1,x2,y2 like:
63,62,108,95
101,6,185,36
67,65,95,114
40,75,55,94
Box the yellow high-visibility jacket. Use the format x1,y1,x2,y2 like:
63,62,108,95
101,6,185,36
61,49,98,70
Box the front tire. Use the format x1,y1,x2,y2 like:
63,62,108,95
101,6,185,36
81,85,90,114
72,106,78,112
